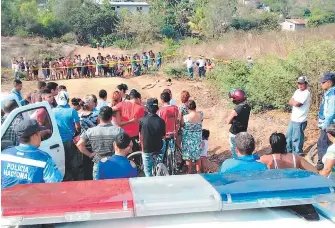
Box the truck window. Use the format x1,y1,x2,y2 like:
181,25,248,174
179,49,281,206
1,107,53,150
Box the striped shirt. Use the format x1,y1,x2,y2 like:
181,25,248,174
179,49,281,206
80,123,124,157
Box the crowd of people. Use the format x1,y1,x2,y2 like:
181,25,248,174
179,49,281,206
1,71,335,190
11,51,162,81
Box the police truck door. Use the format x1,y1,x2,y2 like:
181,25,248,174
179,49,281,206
1,102,65,176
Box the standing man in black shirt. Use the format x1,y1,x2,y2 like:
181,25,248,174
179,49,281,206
226,89,251,159
139,98,166,177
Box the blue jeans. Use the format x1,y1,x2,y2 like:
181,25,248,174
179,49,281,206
229,133,237,159
188,67,194,78
317,129,331,165
286,121,307,155
142,140,166,177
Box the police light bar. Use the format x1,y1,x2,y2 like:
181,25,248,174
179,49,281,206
1,169,335,226
1,179,134,226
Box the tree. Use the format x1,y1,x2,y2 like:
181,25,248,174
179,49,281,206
262,0,296,18
203,0,238,38
53,0,83,24
70,2,119,43
19,0,39,26
1,0,20,35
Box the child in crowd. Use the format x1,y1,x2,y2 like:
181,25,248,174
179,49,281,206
71,98,82,111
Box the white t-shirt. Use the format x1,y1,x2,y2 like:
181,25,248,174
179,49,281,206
184,59,194,68
201,140,209,157
290,89,311,122
197,59,206,67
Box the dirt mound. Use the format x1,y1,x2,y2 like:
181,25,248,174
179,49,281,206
1,36,78,68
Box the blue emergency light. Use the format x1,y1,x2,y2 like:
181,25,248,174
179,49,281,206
201,169,335,210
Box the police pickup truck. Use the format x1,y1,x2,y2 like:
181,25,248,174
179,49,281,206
1,95,335,228
1,94,65,176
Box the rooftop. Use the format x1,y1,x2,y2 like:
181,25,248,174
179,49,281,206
285,19,307,25
109,2,149,6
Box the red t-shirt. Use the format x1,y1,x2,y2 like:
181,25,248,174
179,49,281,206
66,60,72,67
157,105,179,136
115,101,144,137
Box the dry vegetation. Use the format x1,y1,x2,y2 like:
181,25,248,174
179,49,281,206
180,24,335,60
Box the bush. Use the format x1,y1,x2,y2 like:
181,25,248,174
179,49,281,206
231,13,280,32
164,65,188,79
113,39,134,49
101,34,119,47
246,56,295,112
286,40,335,109
182,37,202,45
60,32,77,43
207,61,249,92
14,27,29,37
308,9,335,27
162,38,181,60
207,39,335,113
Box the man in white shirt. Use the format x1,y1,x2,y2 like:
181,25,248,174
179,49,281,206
12,59,20,80
197,55,206,78
286,76,311,156
184,55,194,79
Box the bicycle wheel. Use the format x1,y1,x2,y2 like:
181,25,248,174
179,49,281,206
127,151,144,177
166,140,176,175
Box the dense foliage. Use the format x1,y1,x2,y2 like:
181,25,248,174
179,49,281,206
2,0,335,44
207,40,335,112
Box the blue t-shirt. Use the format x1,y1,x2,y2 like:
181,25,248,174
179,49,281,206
96,100,110,111
219,155,267,174
96,155,137,180
53,104,80,142
11,88,25,106
1,144,63,190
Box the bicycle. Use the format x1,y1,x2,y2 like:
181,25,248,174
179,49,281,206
165,135,184,175
127,151,145,177
152,140,169,176
127,140,169,177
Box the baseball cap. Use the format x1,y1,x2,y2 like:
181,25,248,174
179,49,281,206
15,119,46,139
56,90,69,106
115,132,131,150
297,76,308,84
146,98,158,108
320,72,335,83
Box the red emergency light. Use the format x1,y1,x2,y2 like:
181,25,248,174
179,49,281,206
1,179,134,225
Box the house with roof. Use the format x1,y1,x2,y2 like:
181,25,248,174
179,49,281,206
102,1,150,13
281,19,307,31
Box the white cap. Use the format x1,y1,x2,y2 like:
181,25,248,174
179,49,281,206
297,76,308,84
56,91,69,106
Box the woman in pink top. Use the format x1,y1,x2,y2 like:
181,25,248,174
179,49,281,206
260,132,317,172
